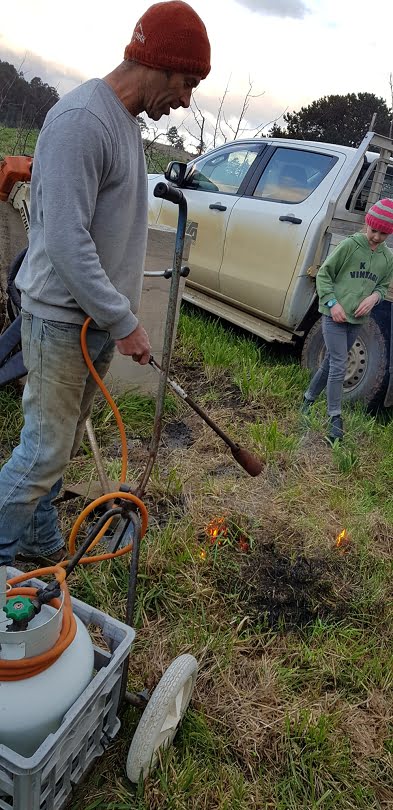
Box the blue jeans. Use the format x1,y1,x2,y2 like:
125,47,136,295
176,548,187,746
0,313,114,565
305,315,361,416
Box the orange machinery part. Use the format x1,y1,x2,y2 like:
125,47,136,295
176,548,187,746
0,155,33,202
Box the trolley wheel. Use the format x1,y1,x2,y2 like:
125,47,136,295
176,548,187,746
126,653,198,783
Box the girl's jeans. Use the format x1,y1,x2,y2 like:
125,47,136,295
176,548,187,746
0,312,114,565
305,315,361,417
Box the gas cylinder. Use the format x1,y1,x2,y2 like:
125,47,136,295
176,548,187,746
0,568,94,757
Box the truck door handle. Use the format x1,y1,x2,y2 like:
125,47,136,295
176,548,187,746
279,215,302,224
209,203,227,211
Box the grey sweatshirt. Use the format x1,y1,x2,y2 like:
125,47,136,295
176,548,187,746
17,79,148,340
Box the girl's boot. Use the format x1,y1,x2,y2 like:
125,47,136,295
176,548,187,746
326,415,344,444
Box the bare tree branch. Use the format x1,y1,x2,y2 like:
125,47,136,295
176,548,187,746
223,111,235,136
182,122,202,147
189,77,269,149
219,116,228,144
213,75,231,148
233,79,265,139
189,96,206,155
252,107,289,137
389,74,393,140
165,78,285,154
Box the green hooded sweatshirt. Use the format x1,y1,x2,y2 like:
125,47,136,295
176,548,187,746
317,233,393,323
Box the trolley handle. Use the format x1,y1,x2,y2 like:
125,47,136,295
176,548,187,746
153,181,184,205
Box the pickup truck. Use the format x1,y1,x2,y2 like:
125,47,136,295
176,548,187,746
148,129,393,408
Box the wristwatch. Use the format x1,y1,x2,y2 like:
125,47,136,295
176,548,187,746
327,298,337,307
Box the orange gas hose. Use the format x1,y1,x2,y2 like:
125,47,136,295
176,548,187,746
1,566,75,681
1,318,149,681
81,317,128,483
59,316,148,566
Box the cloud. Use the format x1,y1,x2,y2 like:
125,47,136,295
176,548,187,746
0,41,85,96
235,0,310,18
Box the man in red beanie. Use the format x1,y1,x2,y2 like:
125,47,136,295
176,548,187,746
124,0,211,115
0,1,211,568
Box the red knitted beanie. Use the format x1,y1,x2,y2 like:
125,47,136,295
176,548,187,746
365,198,393,235
124,1,211,79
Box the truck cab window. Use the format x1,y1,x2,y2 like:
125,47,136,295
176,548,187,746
185,145,261,194
253,148,337,203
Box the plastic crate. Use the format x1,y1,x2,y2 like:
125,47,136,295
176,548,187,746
0,569,135,810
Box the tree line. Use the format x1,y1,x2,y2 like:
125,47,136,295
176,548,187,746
269,92,392,148
0,60,59,130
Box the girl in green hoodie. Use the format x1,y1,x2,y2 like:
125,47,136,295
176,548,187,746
302,198,393,443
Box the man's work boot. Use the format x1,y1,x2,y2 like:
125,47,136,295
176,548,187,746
300,396,315,414
326,415,344,444
15,546,67,567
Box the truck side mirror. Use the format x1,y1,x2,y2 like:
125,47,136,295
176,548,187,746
164,161,187,186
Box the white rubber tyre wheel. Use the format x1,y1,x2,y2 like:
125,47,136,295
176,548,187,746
126,654,198,783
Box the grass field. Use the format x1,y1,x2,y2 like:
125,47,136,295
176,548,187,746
1,305,392,809
0,126,38,158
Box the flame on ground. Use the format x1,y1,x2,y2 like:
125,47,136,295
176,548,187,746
205,516,228,545
238,537,250,553
203,516,250,555
336,528,350,552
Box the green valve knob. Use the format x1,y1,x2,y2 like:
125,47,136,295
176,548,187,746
4,596,36,623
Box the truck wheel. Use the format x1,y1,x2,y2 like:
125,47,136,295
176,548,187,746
126,654,198,783
301,316,389,408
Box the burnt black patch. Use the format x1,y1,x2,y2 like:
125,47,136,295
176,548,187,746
145,493,186,529
243,541,351,629
163,420,194,449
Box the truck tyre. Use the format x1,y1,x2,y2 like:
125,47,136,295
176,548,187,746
301,316,389,408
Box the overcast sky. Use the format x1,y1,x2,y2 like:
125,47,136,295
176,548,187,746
1,0,392,147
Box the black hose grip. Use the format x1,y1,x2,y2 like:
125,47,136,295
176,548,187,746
154,181,184,205
163,266,190,279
